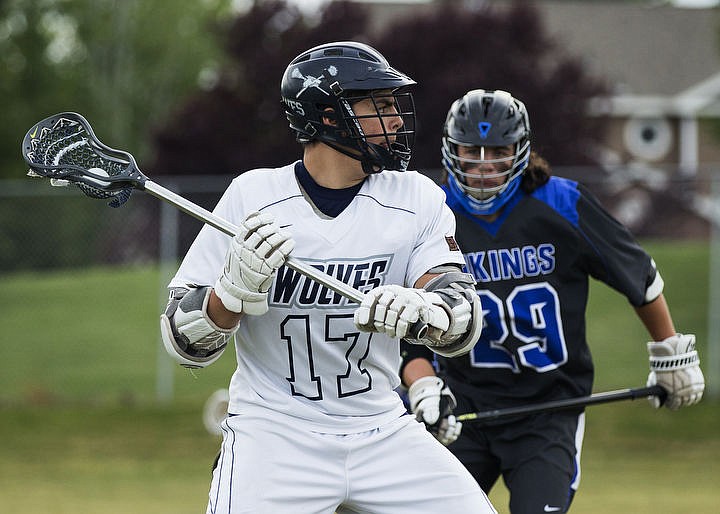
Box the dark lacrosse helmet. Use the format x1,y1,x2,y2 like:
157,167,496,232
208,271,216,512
281,41,416,174
442,89,531,215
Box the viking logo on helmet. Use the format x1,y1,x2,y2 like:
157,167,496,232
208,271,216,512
477,122,492,138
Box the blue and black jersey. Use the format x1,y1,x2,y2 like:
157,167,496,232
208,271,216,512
406,176,657,413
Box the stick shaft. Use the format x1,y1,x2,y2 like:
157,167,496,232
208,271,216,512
24,112,427,337
144,180,366,304
456,385,667,422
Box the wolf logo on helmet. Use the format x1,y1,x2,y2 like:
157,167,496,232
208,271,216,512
291,65,338,98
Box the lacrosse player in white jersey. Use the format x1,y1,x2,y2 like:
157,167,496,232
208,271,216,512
160,41,496,514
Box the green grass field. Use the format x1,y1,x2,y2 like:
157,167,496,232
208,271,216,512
0,240,718,513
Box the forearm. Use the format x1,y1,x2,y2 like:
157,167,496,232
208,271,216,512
208,289,244,329
634,293,676,341
402,357,436,387
160,287,234,368
403,355,462,446
162,211,294,368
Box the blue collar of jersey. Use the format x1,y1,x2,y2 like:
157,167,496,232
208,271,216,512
442,183,525,237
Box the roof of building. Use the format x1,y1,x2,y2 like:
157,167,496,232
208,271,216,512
361,0,720,115
537,1,720,96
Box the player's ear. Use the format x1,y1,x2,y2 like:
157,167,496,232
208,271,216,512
321,107,338,127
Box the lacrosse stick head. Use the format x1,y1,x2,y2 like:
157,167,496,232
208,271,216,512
22,112,148,207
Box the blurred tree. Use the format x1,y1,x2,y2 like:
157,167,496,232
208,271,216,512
375,1,610,169
0,0,234,179
0,0,240,269
149,0,373,176
150,0,608,177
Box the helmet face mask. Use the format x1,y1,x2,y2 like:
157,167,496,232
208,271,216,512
442,89,531,214
281,42,416,173
443,139,530,200
337,90,415,172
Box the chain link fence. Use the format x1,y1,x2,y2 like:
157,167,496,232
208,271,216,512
2,166,715,274
2,165,718,400
0,175,235,273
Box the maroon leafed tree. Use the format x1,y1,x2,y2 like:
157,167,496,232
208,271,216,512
150,0,608,177
149,0,375,176
374,1,609,170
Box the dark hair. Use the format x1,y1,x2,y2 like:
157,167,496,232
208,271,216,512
520,151,551,193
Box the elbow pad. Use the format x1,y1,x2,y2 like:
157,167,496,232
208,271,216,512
416,271,482,358
160,286,235,369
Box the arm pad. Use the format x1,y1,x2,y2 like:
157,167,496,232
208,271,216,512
411,271,482,358
160,286,235,368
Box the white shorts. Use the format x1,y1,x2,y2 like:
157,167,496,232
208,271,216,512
207,413,496,514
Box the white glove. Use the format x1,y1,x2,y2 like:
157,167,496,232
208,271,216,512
647,333,705,410
214,211,295,315
408,376,462,446
353,285,449,339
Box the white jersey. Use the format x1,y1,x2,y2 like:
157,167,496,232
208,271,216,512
170,162,464,434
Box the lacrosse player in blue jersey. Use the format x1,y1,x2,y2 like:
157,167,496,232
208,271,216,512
400,89,705,513
160,43,496,514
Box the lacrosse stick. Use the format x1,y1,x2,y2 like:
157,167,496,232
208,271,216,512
456,385,667,423
22,112,428,337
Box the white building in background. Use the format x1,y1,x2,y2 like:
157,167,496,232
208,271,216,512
357,0,720,232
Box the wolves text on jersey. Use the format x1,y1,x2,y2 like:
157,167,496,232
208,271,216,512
270,254,394,308
463,244,556,283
